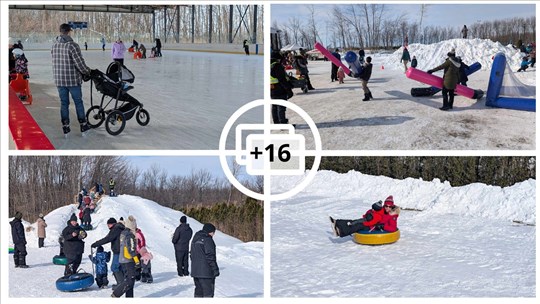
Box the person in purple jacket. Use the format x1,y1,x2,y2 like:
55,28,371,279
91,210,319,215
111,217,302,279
111,38,126,65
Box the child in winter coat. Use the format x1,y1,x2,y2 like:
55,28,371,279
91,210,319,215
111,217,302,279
337,67,345,84
518,56,530,72
411,55,418,68
90,245,111,288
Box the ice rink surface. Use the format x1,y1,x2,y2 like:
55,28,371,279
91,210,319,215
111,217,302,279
17,48,263,150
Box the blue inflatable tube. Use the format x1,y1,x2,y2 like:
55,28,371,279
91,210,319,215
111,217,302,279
344,51,363,77
56,273,94,292
487,97,536,112
486,53,506,105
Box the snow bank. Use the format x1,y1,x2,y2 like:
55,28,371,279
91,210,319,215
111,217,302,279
379,38,523,71
272,170,535,224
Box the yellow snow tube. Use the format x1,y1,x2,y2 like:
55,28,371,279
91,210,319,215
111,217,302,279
353,229,400,245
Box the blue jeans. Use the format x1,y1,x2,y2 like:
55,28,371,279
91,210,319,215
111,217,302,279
57,85,86,124
111,253,120,273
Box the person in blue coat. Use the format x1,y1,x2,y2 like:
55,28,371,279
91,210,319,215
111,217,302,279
90,245,111,288
190,223,219,298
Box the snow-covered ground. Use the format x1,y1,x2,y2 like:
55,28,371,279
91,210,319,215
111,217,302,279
271,171,535,297
7,195,263,297
286,38,535,150
13,46,263,150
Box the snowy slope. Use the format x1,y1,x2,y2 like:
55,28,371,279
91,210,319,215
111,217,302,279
271,171,535,297
8,195,263,297
380,38,524,71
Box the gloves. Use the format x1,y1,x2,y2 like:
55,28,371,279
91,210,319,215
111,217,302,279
213,269,220,277
88,254,92,260
347,221,352,226
426,70,434,74
91,242,97,248
82,73,91,82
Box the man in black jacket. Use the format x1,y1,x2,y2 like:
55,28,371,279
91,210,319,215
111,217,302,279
92,217,125,286
360,56,374,101
62,213,87,276
270,51,293,124
190,223,220,298
172,215,193,276
10,211,28,268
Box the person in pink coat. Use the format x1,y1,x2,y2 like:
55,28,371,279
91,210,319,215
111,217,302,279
111,39,126,65
379,195,400,232
37,213,47,248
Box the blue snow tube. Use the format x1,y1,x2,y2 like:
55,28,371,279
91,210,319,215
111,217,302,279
344,51,363,77
80,224,93,231
56,272,94,292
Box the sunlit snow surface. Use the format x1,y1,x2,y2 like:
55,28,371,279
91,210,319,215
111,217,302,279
271,171,535,297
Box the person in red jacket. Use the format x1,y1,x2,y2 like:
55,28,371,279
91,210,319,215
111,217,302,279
379,195,400,232
330,201,385,237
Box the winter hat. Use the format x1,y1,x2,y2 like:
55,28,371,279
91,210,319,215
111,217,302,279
107,217,117,225
180,216,187,223
372,201,383,211
39,213,44,218
203,223,216,234
69,213,78,222
59,23,72,34
14,211,23,220
125,215,137,231
384,196,395,207
448,48,456,56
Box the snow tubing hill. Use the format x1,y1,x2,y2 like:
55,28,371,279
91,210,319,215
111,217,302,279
56,272,94,292
353,229,400,245
9,247,14,254
485,52,535,112
53,255,68,265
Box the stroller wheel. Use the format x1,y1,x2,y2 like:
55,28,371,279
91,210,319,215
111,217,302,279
86,105,105,128
136,109,150,126
105,110,126,136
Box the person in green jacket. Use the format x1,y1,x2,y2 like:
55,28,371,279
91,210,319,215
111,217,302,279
400,47,411,73
427,48,461,111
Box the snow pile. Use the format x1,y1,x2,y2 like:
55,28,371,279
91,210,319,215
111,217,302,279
272,170,535,224
379,38,523,71
271,170,535,297
8,195,263,297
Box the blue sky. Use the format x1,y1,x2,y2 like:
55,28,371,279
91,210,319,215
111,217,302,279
271,4,535,43
126,156,234,181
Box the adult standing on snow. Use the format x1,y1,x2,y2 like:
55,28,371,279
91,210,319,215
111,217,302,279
101,36,106,51
330,48,341,82
112,38,126,65
330,201,385,237
109,177,116,196
461,25,468,39
360,56,373,101
37,213,47,248
62,213,87,276
10,211,29,268
400,47,411,73
92,217,126,287
172,215,193,276
51,23,92,137
190,223,220,298
380,196,400,232
243,39,250,55
155,38,162,57
270,51,293,124
112,216,139,298
427,48,460,111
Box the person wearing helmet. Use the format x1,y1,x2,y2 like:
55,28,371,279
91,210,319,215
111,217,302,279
329,201,385,237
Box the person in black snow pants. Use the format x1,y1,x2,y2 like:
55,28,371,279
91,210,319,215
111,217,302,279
270,51,293,124
172,215,193,276
62,213,87,276
10,211,29,268
92,217,125,287
111,216,139,298
190,223,220,298
90,245,111,288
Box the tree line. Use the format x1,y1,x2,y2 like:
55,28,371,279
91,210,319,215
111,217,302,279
9,156,263,241
9,5,263,45
274,4,535,50
306,157,535,187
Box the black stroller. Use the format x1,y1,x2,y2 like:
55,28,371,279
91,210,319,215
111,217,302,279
287,72,309,93
86,62,149,135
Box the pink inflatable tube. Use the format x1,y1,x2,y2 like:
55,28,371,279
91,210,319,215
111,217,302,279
406,67,483,100
314,42,353,76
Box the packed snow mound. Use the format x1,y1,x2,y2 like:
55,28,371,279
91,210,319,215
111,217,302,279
380,38,524,72
8,194,263,297
272,170,535,224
